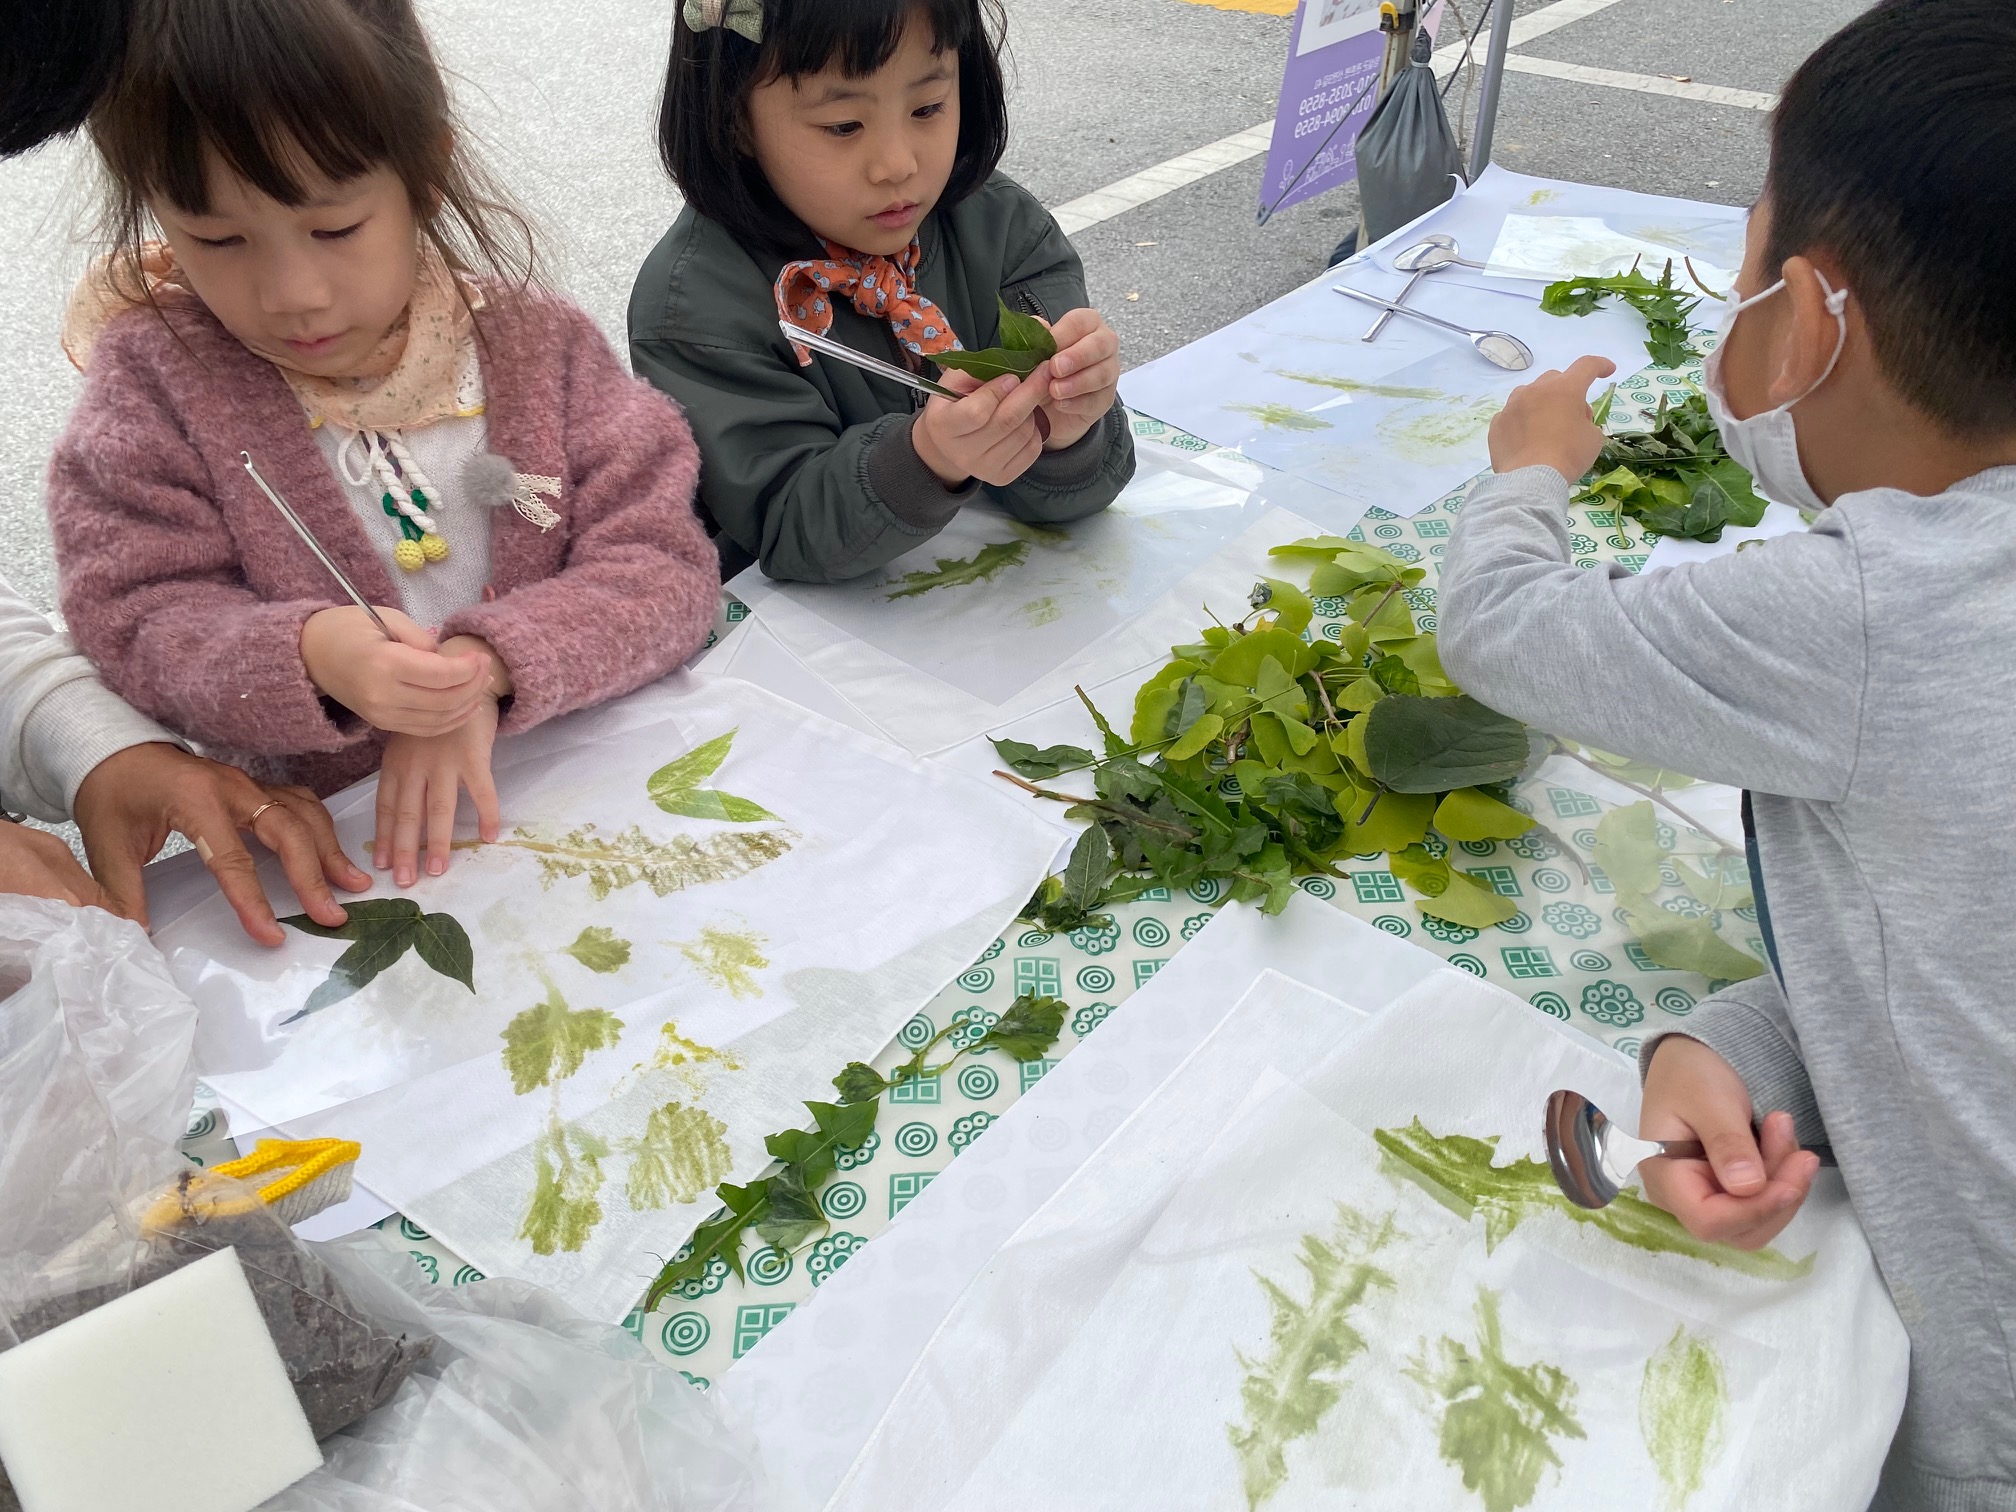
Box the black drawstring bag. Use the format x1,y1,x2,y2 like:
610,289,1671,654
1356,27,1466,246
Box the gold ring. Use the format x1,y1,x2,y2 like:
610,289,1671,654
246,801,281,826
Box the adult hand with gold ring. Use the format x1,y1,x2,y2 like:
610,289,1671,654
72,744,369,945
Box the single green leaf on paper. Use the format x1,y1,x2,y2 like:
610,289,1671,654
1434,787,1536,843
1407,1287,1586,1512
1373,1119,1812,1279
885,539,1031,599
977,992,1069,1062
500,984,626,1095
932,296,1059,380
1640,1326,1730,1511
624,1101,734,1211
279,897,474,1024
646,730,735,797
1228,1204,1400,1511
563,925,633,974
1062,825,1112,917
655,788,779,823
1362,695,1531,794
991,737,1096,780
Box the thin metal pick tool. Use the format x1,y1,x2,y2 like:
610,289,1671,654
779,320,962,400
240,451,393,639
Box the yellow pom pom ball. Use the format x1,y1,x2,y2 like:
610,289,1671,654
393,539,425,572
420,532,450,564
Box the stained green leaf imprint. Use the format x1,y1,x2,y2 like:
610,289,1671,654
885,539,1031,599
677,926,770,999
279,897,474,1024
501,984,625,1095
625,1100,734,1210
563,925,633,974
474,823,796,900
519,1120,609,1256
1640,1326,1729,1510
1228,1204,1400,1511
1407,1288,1586,1512
1374,1119,1812,1280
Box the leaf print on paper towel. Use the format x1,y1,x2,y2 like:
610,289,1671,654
1407,1287,1585,1512
647,729,779,823
500,983,625,1095
884,539,1029,600
477,823,796,901
1640,1327,1729,1509
677,926,770,999
624,1101,733,1209
1228,1204,1401,1510
563,925,633,974
1373,1119,1812,1281
279,897,474,1023
520,1119,609,1257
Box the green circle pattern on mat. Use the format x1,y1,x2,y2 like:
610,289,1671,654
178,384,1768,1386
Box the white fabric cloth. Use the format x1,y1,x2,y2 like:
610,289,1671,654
0,574,181,821
822,967,1907,1511
312,412,497,631
146,672,1063,1321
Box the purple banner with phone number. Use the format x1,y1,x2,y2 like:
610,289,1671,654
1258,0,1443,223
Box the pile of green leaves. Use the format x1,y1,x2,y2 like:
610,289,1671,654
1591,802,1764,981
643,993,1066,1308
995,537,1541,932
1539,258,1706,369
932,297,1057,381
1579,388,1766,543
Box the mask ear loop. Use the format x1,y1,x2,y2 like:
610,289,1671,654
1791,273,1851,408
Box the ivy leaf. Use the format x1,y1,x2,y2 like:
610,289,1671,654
992,737,1096,780
500,984,626,1095
1362,695,1530,794
646,730,735,799
279,897,474,1024
1433,788,1536,843
832,1061,889,1105
754,1164,826,1251
977,993,1068,1061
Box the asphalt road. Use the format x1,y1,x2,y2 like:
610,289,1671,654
0,0,1871,613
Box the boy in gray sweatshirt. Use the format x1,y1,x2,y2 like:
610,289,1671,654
1436,3,2016,1507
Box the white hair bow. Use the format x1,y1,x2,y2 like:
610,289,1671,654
684,0,763,44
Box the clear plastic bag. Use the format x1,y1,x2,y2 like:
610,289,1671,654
0,897,761,1512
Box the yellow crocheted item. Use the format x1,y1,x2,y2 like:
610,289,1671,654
394,538,426,572
420,533,450,563
141,1137,363,1231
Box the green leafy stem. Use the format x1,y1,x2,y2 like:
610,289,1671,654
279,896,473,1023
642,993,1068,1311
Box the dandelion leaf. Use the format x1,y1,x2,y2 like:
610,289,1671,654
885,539,1030,599
1227,1204,1399,1510
1407,1288,1586,1512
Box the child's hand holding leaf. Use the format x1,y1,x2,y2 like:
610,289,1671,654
1487,354,1618,481
911,363,1054,488
1038,305,1121,450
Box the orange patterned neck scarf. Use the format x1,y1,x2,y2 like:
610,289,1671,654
774,238,962,368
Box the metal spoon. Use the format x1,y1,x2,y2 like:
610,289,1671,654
1364,233,1460,342
1331,284,1535,370
1544,1089,1704,1210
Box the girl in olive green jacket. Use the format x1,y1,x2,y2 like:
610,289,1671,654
629,0,1135,583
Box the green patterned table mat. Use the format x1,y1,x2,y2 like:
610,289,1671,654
182,363,1758,1392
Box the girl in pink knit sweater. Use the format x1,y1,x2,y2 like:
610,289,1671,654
47,0,719,891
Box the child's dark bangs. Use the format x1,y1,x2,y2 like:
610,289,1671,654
764,0,974,82
113,0,405,215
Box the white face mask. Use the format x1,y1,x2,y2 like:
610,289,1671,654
1702,269,1851,514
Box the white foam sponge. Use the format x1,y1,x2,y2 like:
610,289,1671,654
0,1246,322,1512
